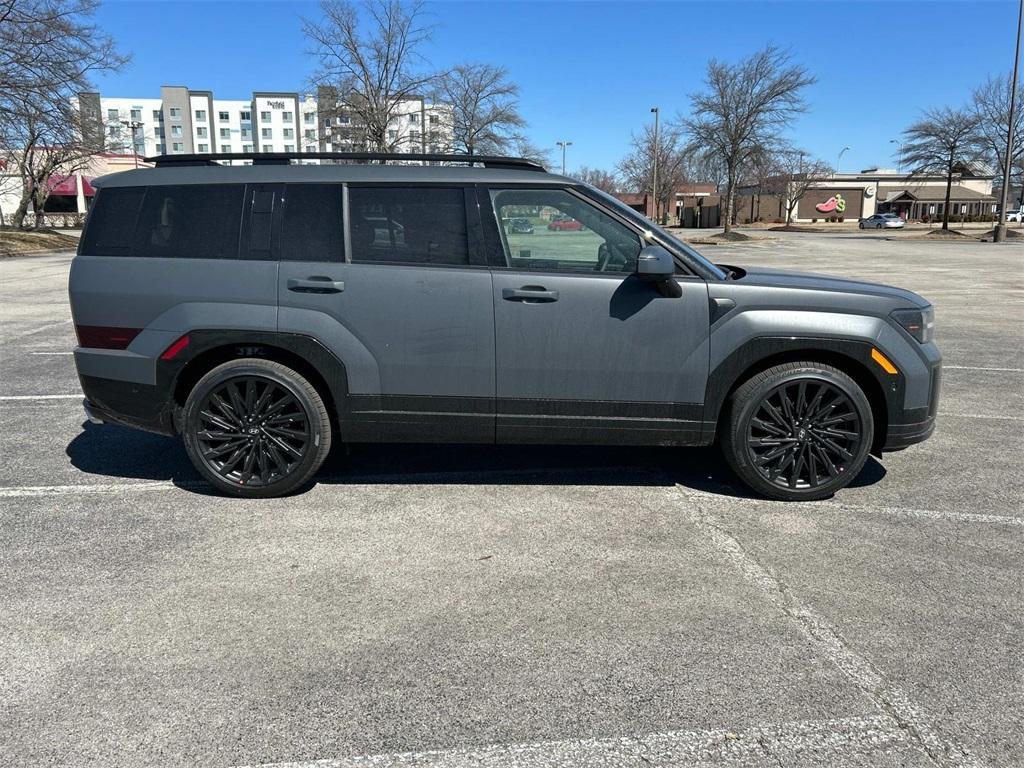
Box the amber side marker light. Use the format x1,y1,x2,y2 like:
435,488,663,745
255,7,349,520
871,348,898,375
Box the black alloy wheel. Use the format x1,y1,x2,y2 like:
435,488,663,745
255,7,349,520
196,376,310,487
745,379,864,491
182,358,332,498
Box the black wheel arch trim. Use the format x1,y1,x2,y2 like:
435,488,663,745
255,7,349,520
702,336,921,451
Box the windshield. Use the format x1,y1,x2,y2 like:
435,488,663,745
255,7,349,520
581,185,728,280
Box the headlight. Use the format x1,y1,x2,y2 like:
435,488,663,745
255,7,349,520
891,306,934,344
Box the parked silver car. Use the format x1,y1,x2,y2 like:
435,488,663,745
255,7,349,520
859,213,906,230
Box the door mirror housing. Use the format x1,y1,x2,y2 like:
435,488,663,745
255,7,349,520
636,244,675,281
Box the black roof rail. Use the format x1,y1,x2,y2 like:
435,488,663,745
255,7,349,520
142,151,546,171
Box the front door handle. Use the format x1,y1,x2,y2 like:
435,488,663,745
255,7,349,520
288,277,345,294
502,286,559,303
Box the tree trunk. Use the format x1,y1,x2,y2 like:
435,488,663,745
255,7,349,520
723,167,736,234
941,155,954,231
11,191,31,230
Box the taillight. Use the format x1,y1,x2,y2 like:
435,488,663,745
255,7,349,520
160,334,190,361
75,325,142,350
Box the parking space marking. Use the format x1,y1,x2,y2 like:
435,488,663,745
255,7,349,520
940,412,1024,421
943,365,1023,372
0,482,177,498
234,714,911,768
680,492,984,768
27,351,74,356
0,394,81,401
2,318,72,341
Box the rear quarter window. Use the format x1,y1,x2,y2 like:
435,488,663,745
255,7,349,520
80,187,145,256
133,184,244,259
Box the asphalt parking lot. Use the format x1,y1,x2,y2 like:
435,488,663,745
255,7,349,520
1,232,1022,768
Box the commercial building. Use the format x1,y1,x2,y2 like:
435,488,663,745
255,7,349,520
735,166,998,224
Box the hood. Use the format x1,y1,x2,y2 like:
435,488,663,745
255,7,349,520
728,265,930,308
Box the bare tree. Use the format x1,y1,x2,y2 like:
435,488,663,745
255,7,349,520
572,166,620,194
618,123,688,222
680,45,815,233
971,74,1024,206
304,0,436,151
901,107,984,230
769,149,833,224
435,63,524,155
509,136,551,168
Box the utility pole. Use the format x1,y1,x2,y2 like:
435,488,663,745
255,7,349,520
837,146,850,176
651,106,660,222
120,120,144,168
995,0,1022,243
556,140,572,175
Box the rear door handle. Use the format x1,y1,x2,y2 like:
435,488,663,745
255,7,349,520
502,286,559,303
287,277,345,294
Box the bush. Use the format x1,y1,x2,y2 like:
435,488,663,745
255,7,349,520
811,218,818,223
838,216,844,223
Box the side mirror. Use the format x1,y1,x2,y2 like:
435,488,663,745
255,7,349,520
636,244,675,281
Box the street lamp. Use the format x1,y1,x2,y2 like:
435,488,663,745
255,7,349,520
837,146,850,175
556,140,573,175
651,106,660,222
995,0,1022,243
120,120,144,168
889,139,905,174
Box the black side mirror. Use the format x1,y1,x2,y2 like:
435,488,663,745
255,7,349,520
636,244,675,281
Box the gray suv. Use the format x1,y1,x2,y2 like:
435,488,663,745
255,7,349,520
69,152,941,501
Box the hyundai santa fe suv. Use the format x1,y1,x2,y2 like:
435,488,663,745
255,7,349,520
69,151,941,500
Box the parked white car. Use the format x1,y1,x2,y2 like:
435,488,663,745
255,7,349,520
859,213,906,230
1005,207,1023,223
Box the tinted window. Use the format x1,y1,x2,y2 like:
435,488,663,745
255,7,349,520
349,186,468,266
133,184,244,259
80,187,145,256
490,188,641,273
281,184,344,262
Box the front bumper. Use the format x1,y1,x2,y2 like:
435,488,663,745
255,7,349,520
883,363,940,451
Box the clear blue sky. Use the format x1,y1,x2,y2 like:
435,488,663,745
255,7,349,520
92,0,1020,175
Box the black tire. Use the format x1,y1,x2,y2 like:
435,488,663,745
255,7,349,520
720,362,873,501
181,358,332,498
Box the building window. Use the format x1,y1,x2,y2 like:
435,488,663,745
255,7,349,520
240,110,251,121
154,127,164,138
107,108,119,120
284,144,294,152
261,111,272,123
304,113,315,124
283,128,294,139
169,107,181,119
243,144,253,152
171,125,183,137
305,145,317,153
172,142,184,153
261,128,272,139
156,143,165,154
219,128,230,139
107,125,118,136
408,113,419,124
241,127,251,138
153,109,162,121
304,129,316,140
218,111,229,122
429,114,438,125
263,145,275,152
282,111,293,122
221,144,232,153
388,129,397,140
338,113,350,124
130,108,142,120
410,131,420,143
323,118,331,128
198,143,209,152
195,109,206,121
196,127,208,138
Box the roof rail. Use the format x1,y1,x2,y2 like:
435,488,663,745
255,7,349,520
142,151,546,171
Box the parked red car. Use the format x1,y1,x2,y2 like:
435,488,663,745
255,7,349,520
547,216,584,231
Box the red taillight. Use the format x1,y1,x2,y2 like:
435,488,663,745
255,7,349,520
75,325,142,350
160,334,190,361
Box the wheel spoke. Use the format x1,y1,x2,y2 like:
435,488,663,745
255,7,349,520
199,410,237,433
751,417,789,437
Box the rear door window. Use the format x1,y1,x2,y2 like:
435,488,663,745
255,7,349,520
281,184,344,262
348,186,469,266
132,184,244,259
80,187,145,256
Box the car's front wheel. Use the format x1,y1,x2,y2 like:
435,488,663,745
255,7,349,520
182,358,332,498
721,362,874,501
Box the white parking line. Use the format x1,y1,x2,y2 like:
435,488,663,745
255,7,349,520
28,351,73,356
0,482,176,498
680,492,984,768
232,714,908,768
944,365,1023,372
0,394,81,400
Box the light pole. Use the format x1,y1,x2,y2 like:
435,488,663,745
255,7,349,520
837,146,850,175
556,140,572,175
995,0,1022,243
120,120,143,168
889,139,905,173
651,106,660,222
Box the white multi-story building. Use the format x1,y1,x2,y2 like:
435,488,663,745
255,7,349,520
77,85,451,162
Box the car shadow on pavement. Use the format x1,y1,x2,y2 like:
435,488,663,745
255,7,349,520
65,421,887,500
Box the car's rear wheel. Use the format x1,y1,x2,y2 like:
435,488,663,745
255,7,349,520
721,362,873,501
182,359,332,498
